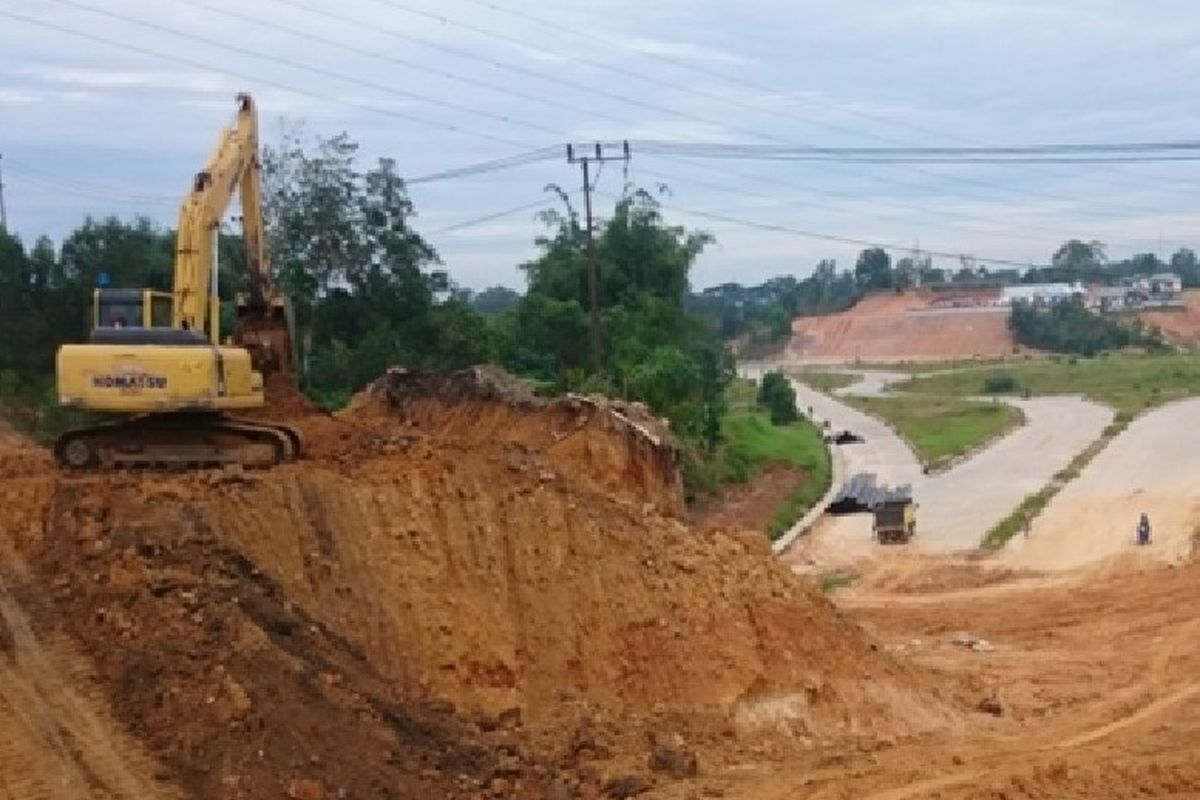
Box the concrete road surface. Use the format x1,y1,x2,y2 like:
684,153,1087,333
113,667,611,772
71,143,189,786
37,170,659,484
1004,399,1200,571
743,366,1112,555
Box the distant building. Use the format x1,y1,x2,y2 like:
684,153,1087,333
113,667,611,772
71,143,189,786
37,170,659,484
1088,286,1134,313
1093,273,1182,312
1149,272,1183,297
1001,283,1084,306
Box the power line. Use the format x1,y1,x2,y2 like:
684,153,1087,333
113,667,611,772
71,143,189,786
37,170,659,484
365,0,1181,218
460,0,1200,198
257,0,1194,221
405,148,560,185
637,194,1050,270
188,0,627,126
32,1,1089,244
48,0,564,139
0,8,531,149
2,158,178,203
630,139,1200,158
428,197,557,235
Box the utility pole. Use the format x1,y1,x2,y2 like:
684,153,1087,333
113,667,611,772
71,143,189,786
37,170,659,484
567,141,630,370
0,154,7,232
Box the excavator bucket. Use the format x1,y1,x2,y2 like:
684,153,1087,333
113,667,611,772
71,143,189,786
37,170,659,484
234,293,296,379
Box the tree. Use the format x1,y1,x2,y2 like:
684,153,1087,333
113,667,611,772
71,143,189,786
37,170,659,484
757,371,798,425
855,247,892,290
1051,240,1106,276
1171,248,1200,287
471,286,521,315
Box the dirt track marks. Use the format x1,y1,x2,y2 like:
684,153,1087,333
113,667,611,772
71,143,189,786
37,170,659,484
0,545,179,800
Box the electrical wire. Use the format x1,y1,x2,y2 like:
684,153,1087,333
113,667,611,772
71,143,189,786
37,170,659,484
0,9,532,149
428,196,560,235
404,148,560,185
47,0,564,139
366,0,1183,217
457,0,1200,196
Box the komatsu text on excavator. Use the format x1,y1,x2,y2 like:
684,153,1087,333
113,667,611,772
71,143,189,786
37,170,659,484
54,94,302,468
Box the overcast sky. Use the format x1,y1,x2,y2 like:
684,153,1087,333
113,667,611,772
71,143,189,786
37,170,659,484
3,0,1200,290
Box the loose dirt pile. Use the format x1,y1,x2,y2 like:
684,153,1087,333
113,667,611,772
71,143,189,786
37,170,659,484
787,291,1020,364
0,367,962,799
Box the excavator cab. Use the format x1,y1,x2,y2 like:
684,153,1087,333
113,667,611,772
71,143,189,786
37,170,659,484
92,288,173,331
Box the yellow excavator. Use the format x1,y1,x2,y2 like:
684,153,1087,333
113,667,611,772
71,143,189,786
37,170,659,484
54,94,302,468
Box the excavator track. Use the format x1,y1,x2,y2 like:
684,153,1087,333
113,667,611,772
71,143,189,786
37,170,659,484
54,412,303,470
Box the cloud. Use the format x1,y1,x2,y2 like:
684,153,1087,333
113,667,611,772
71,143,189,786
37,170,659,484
0,87,38,104
22,66,231,93
600,34,753,66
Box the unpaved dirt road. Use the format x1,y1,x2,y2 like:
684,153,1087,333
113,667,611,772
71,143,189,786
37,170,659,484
743,368,1112,559
1005,398,1200,571
710,554,1200,800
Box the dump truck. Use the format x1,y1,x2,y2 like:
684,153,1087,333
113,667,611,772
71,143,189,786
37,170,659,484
873,498,917,544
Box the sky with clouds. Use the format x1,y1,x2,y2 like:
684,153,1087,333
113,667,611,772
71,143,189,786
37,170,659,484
3,0,1200,290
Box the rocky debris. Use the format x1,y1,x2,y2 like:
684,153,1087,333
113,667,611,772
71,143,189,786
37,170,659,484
978,692,1005,717
0,610,13,658
647,731,699,778
951,631,996,653
603,773,653,798
286,778,328,800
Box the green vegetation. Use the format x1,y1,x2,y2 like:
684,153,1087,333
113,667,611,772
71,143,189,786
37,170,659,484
688,265,861,354
818,570,859,594
896,353,1200,416
842,394,1024,470
757,371,799,425
1009,297,1165,356
794,370,859,392
720,412,831,541
982,488,1055,550
982,372,1021,394
686,379,831,539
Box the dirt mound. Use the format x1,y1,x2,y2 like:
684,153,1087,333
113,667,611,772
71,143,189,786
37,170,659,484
1139,289,1200,346
339,366,683,515
787,291,1020,364
0,368,962,798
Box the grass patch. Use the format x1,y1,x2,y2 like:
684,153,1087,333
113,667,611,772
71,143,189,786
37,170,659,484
850,356,1044,374
818,570,859,594
792,370,860,393
721,410,832,537
841,394,1024,471
896,352,1200,416
981,487,1055,550
686,379,832,540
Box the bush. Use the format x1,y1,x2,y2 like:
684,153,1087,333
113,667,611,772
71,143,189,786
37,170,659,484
982,372,1020,394
756,371,798,425
1009,297,1165,355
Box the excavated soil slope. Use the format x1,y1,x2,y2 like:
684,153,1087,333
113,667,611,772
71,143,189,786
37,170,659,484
787,292,1019,364
1138,289,1200,346
0,368,959,799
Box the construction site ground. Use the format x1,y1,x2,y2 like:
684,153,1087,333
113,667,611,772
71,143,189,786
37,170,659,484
786,292,1022,364
0,366,1198,799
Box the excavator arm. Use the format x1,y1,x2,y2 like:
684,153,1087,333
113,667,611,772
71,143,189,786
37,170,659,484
173,93,291,374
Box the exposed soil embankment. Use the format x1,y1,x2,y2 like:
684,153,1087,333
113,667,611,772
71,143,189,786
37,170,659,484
787,291,1019,364
0,367,964,798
